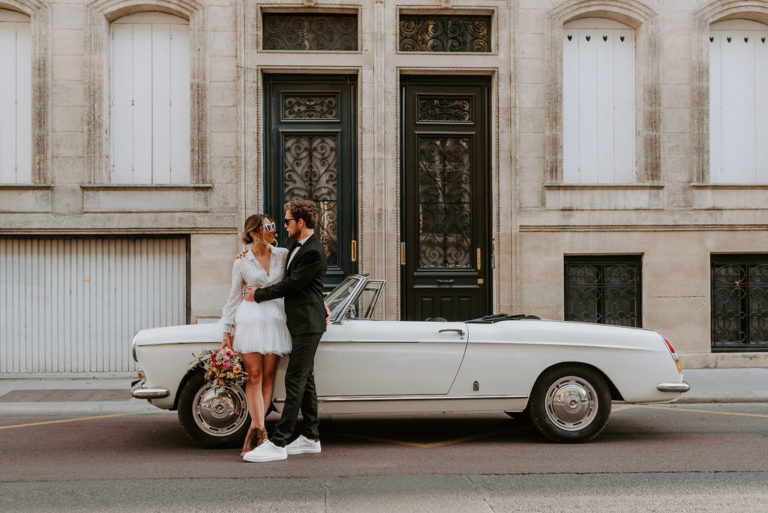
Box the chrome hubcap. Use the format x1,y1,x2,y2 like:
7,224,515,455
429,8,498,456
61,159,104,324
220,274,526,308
192,384,247,436
544,376,598,431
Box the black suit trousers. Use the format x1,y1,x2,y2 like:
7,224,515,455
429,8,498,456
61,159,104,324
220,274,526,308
270,332,323,446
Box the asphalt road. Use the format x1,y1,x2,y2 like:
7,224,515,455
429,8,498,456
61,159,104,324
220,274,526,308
1,403,767,511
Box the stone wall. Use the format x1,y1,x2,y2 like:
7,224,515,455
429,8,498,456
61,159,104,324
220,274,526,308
1,0,767,367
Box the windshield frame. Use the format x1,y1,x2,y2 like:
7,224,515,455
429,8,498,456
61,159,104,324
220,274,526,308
325,274,369,323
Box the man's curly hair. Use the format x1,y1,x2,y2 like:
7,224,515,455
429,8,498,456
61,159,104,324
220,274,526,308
285,199,319,229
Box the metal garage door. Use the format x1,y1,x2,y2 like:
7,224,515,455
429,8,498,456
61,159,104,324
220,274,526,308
0,237,187,375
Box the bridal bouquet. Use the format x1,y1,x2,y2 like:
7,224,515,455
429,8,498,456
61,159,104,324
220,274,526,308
194,347,247,390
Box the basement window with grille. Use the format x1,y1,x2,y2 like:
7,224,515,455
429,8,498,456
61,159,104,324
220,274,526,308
564,256,642,327
711,255,768,352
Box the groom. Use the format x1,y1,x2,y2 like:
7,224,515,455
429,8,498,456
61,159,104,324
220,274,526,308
241,199,328,462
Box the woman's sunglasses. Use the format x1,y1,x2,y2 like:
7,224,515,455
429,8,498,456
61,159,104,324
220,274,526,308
263,222,277,233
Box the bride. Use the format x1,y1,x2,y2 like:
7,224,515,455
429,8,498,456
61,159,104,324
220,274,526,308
220,213,291,456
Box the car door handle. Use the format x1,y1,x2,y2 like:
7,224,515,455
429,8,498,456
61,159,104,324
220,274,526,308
438,328,465,337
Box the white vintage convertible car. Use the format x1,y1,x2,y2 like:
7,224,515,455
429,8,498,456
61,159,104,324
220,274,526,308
131,274,689,445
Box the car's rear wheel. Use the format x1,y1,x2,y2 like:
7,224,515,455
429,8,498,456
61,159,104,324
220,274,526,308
177,372,250,448
528,365,611,443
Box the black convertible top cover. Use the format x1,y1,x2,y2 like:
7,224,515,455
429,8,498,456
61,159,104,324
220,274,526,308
466,313,541,324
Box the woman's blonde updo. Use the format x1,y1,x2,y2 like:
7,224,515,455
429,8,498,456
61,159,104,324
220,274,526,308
241,213,272,244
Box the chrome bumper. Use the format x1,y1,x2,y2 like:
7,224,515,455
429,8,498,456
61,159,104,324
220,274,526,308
131,379,170,399
657,381,691,393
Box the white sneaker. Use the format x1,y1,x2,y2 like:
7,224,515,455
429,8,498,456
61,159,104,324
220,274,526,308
243,440,287,462
286,435,322,455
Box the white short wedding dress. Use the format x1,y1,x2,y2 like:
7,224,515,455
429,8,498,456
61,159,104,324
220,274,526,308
220,246,292,355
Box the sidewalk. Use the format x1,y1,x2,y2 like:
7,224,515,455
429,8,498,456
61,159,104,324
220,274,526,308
676,368,768,403
0,368,766,415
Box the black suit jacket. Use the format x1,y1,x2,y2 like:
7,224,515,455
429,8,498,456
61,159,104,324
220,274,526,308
253,234,327,335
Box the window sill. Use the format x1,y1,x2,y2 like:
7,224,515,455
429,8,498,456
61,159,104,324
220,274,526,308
80,184,212,213
0,184,53,213
691,183,768,209
542,183,664,210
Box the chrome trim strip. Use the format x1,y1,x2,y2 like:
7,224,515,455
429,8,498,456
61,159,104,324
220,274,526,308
131,387,170,399
656,382,690,393
274,393,528,403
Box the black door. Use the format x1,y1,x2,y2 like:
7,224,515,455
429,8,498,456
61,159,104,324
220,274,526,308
401,75,491,321
264,74,357,289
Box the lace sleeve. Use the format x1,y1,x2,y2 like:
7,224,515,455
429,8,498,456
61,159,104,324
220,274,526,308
220,260,244,334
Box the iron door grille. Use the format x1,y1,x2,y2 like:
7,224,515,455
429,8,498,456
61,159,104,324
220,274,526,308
564,256,642,327
711,255,768,351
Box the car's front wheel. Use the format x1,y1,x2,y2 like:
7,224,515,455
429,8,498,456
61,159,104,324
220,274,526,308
177,372,250,448
528,365,611,443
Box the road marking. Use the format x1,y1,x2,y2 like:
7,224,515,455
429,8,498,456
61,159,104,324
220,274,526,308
612,405,637,413
639,405,768,419
0,411,159,430
330,429,510,449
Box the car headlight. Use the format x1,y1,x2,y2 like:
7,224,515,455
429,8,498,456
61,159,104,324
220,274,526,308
132,336,138,362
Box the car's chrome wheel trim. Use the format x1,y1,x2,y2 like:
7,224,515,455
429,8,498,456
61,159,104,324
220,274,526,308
191,384,248,437
544,376,598,431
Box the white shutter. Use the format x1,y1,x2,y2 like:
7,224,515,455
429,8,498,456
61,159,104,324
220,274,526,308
170,24,190,184
0,238,187,374
15,23,31,180
710,20,768,183
612,30,635,183
110,13,190,184
133,23,153,182
562,19,635,184
576,29,598,183
0,25,15,183
562,31,579,182
0,16,31,184
756,32,768,180
152,23,172,184
110,24,134,183
709,32,724,183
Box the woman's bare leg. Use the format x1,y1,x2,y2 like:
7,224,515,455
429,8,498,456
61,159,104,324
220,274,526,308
261,354,280,418
241,353,266,430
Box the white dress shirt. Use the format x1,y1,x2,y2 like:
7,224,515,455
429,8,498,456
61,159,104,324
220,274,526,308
287,234,312,269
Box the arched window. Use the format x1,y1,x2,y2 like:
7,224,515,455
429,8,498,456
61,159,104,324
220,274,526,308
562,18,635,184
709,19,768,184
110,12,190,184
0,9,31,183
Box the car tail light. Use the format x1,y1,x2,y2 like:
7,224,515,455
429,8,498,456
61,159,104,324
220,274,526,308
663,338,683,373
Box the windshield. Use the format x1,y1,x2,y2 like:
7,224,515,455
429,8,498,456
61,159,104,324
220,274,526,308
324,275,366,320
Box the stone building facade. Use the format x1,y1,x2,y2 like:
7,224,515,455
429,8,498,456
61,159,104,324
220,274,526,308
1,0,767,376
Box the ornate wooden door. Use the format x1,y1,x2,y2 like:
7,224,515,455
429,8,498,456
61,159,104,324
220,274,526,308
264,75,357,288
401,75,491,321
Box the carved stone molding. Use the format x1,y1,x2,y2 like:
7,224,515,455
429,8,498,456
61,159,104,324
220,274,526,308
86,0,207,184
546,0,660,184
692,1,768,183
0,0,50,184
